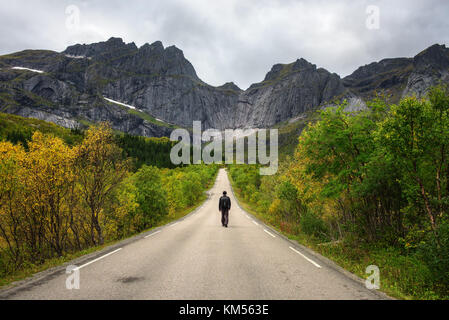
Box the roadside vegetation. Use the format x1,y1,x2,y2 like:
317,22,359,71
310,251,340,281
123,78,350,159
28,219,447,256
229,85,449,299
0,118,218,286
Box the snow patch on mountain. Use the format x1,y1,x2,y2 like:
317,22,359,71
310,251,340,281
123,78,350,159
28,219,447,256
11,67,44,73
65,54,91,60
104,97,138,110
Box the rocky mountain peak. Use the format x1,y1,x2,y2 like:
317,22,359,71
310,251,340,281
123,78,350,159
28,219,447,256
413,43,449,71
291,58,315,71
63,37,137,58
2,40,449,138
164,45,185,59
263,58,316,82
217,82,242,92
343,58,412,85
140,41,164,52
263,63,284,81
106,37,125,45
139,42,185,59
62,37,200,80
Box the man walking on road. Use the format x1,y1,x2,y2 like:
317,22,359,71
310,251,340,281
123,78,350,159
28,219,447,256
219,191,231,228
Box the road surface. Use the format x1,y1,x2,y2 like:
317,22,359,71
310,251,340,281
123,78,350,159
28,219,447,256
0,169,387,300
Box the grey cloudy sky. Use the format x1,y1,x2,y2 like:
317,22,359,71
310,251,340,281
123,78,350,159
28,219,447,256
0,0,448,89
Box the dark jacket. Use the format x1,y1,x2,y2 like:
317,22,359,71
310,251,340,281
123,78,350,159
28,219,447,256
219,195,231,211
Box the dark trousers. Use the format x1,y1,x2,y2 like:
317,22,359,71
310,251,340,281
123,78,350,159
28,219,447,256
221,209,229,226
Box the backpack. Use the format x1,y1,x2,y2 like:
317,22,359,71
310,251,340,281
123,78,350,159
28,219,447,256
220,196,230,210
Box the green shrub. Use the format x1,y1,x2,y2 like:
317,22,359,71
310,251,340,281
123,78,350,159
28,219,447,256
418,222,449,292
182,171,203,206
132,165,168,230
300,210,329,241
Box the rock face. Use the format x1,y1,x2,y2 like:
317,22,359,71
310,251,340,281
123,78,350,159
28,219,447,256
1,38,449,137
343,58,413,98
343,44,449,102
234,59,345,128
402,44,449,98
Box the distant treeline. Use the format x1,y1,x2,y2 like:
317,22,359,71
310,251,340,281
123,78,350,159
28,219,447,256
115,134,179,170
0,112,181,170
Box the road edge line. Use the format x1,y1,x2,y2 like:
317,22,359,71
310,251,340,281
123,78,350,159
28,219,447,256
75,248,122,270
289,246,321,268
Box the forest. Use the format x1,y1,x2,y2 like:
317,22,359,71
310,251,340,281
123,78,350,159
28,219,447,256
0,120,217,282
229,86,449,299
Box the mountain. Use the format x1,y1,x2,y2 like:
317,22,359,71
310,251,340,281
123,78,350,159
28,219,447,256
233,58,344,128
1,38,448,138
343,44,449,104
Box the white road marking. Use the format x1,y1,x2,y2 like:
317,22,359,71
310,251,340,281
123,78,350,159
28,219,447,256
263,229,276,238
169,222,179,228
75,248,122,270
289,246,322,268
252,220,259,226
144,231,161,238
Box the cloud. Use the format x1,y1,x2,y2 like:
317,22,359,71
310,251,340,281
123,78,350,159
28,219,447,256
0,0,448,89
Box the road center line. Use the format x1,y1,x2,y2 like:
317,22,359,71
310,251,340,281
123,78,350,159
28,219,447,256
289,246,322,268
75,248,122,270
263,229,276,238
145,231,161,238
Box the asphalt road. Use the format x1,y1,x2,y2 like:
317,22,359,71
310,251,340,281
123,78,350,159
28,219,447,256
0,169,388,300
